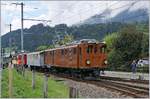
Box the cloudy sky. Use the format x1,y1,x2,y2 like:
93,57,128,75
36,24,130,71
1,0,149,35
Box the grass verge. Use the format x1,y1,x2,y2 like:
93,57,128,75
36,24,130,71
1,68,69,98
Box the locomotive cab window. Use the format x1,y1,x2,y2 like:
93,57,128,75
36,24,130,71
102,47,105,53
87,45,93,54
94,47,97,53
87,47,89,53
101,47,106,53
79,47,82,55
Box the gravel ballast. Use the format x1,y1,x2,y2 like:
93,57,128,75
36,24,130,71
52,76,132,98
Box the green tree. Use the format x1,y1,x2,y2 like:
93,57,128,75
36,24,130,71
107,49,124,70
103,32,119,51
58,34,74,45
141,33,149,57
105,25,149,71
36,45,54,51
36,45,48,51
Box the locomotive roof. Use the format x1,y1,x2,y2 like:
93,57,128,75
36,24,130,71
26,39,106,54
44,44,78,52
27,50,44,55
44,41,106,52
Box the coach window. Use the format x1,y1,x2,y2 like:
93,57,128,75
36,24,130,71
86,46,89,53
53,51,54,55
50,51,52,55
73,48,76,54
65,49,67,55
94,47,97,53
100,47,102,53
90,46,93,53
79,47,82,55
61,49,64,55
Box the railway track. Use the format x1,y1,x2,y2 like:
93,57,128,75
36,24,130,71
101,79,149,91
88,80,149,98
100,76,149,84
50,73,149,98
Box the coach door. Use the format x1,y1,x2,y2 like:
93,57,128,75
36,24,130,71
52,50,54,65
79,47,82,66
86,45,93,66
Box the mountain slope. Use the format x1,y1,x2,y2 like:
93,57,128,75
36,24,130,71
2,22,127,52
82,1,149,25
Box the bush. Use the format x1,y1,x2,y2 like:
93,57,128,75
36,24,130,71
104,24,149,72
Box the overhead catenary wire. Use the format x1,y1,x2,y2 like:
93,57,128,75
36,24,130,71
4,1,142,26
64,1,147,25
72,1,136,19
4,1,148,30
23,18,51,22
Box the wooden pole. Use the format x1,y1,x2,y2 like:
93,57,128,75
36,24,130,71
24,66,26,78
43,73,48,98
69,87,73,98
32,70,35,89
22,64,25,77
76,88,79,97
8,62,13,97
69,87,78,98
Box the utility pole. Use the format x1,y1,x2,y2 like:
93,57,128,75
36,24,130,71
21,2,24,53
11,2,24,52
11,2,25,76
7,24,13,98
8,62,13,98
9,24,12,33
11,3,51,77
11,3,51,53
5,24,12,55
43,73,49,98
9,24,12,55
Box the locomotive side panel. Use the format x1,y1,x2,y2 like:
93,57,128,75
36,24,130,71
60,49,65,66
99,44,107,68
44,50,55,66
44,51,50,66
52,46,78,68
44,43,107,69
64,47,78,68
78,44,84,67
72,47,78,67
54,49,62,67
45,45,78,68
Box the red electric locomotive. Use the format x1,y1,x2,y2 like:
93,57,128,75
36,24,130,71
16,53,27,68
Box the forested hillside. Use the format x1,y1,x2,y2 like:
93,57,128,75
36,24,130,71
2,22,127,52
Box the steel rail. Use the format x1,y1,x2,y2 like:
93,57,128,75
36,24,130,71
100,76,149,84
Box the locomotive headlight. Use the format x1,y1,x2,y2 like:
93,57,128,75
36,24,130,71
86,60,91,65
104,60,108,64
